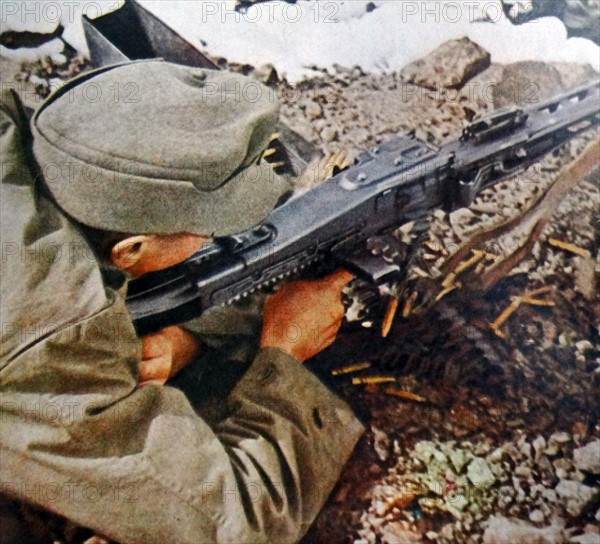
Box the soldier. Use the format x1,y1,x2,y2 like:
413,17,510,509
0,60,364,543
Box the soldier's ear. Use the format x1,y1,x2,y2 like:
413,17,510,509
110,235,152,274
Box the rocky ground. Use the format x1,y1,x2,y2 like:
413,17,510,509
248,39,600,544
1,31,599,544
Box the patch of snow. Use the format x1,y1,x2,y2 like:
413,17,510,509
138,0,600,80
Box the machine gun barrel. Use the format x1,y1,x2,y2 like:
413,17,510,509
127,81,600,335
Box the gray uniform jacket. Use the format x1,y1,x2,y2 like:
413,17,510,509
0,91,364,544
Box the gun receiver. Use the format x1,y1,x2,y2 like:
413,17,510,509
127,81,600,335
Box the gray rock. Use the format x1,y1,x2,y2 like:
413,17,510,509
467,458,495,489
254,63,278,86
573,440,600,474
450,208,477,229
574,257,596,301
575,340,593,354
553,458,573,481
520,442,533,461
490,460,506,479
546,433,571,456
400,37,491,91
555,480,599,517
320,126,338,143
551,432,572,445
551,62,598,89
450,449,469,473
461,63,505,108
362,529,376,544
381,522,421,544
345,127,370,146
488,447,504,463
542,488,558,503
554,458,573,471
439,523,455,541
515,465,532,479
497,485,514,509
414,441,436,464
529,509,545,524
474,441,492,457
483,516,563,544
568,531,600,544
371,426,390,462
305,101,323,120
533,436,548,461
493,61,564,108
374,499,387,517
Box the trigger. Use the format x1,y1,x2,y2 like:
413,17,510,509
335,249,401,285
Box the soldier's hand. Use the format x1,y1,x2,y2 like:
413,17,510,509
138,326,200,386
260,269,353,362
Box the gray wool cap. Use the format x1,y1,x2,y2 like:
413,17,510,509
31,59,290,236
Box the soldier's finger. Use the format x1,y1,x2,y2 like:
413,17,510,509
139,354,172,385
141,331,170,360
325,269,354,290
319,331,339,350
328,309,343,322
320,320,343,341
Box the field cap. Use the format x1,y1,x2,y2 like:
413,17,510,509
31,59,290,236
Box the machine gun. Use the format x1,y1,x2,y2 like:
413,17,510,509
127,81,600,335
